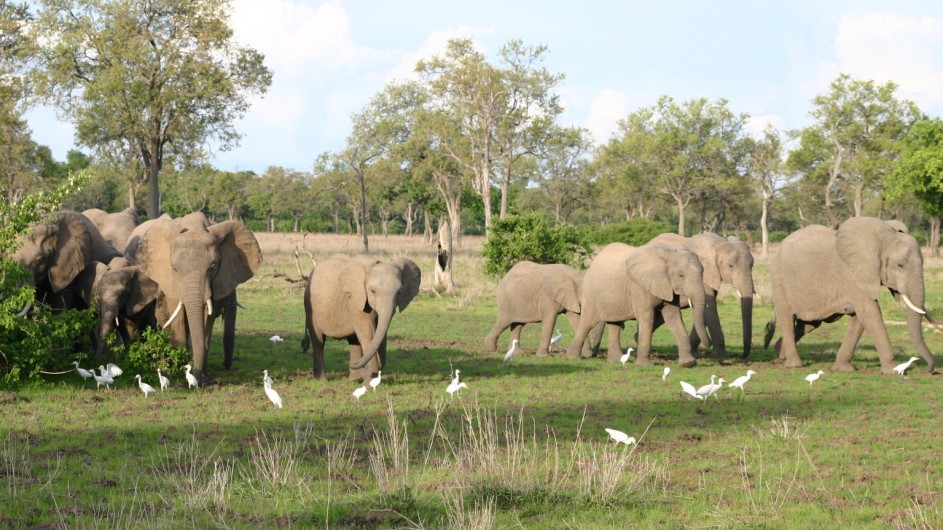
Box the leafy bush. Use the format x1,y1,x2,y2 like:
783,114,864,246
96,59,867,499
578,218,674,247
114,327,191,377
481,213,591,277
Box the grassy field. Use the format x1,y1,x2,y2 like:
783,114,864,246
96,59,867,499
2,233,941,529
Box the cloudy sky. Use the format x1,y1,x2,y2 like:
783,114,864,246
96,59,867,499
24,0,943,174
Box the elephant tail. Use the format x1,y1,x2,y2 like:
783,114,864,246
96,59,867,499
763,318,776,350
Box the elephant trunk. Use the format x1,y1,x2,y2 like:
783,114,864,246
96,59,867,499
183,280,210,382
222,292,237,369
740,296,753,359
688,279,711,349
95,303,120,357
351,304,393,370
902,283,934,372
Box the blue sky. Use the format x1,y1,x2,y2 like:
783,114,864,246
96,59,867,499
24,0,943,174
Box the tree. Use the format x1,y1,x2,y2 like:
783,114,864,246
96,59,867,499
531,125,593,222
746,124,791,258
32,0,272,219
886,118,943,255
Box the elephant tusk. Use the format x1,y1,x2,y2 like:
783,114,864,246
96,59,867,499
16,303,32,317
753,292,761,302
903,294,926,315
206,298,213,316
687,298,692,307
115,316,120,327
163,301,183,329
735,289,742,300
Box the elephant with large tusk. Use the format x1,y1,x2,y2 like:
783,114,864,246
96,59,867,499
769,217,935,374
304,254,421,383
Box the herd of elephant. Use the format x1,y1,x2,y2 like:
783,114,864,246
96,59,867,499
485,217,935,376
10,210,935,388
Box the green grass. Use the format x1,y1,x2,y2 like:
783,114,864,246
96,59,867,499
1,237,941,529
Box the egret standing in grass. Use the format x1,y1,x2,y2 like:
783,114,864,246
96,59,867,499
662,366,671,381
620,347,634,368
697,375,725,402
605,428,637,446
99,363,123,380
352,386,367,401
805,370,824,385
728,370,756,397
157,369,170,392
263,370,273,386
446,381,468,397
451,369,461,387
679,381,704,400
92,369,114,390
549,329,563,353
263,380,283,409
503,339,519,363
184,364,199,389
369,371,382,391
134,375,156,397
73,362,94,383
893,356,920,376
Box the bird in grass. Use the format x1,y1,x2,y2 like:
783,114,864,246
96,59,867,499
269,335,284,345
620,347,634,367
263,380,283,409
679,380,705,400
697,375,725,401
263,370,274,386
605,428,637,446
549,329,563,352
369,371,382,391
805,370,824,385
92,369,113,390
503,339,519,363
134,375,156,397
184,364,199,389
662,366,671,381
695,375,718,398
451,369,461,387
728,370,756,396
446,381,468,397
352,386,367,401
100,363,123,379
73,361,94,383
893,356,920,376
157,369,170,392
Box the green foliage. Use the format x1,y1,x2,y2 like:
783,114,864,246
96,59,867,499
579,218,674,247
114,327,191,377
481,213,590,276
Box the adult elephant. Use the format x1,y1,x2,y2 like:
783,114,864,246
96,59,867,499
647,232,755,358
565,243,710,367
127,212,262,382
304,254,421,383
93,257,160,357
484,261,592,357
769,217,934,374
12,211,122,312
82,207,138,253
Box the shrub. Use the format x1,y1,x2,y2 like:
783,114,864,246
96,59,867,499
578,218,674,247
480,213,591,277
114,327,191,377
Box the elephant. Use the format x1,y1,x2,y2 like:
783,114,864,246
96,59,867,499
81,207,138,253
483,261,592,357
769,216,934,374
126,212,262,383
564,243,711,367
11,211,122,312
304,254,421,383
647,232,755,358
92,257,160,357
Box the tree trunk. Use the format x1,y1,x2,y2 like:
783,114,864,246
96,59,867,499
434,217,456,293
404,202,414,237
128,187,137,212
760,196,770,259
423,208,432,243
358,171,369,253
932,215,941,257
479,164,493,233
676,195,687,236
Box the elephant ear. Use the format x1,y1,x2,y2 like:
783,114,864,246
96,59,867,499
625,248,674,301
687,234,721,292
837,217,888,300
343,260,369,313
544,272,581,314
74,261,109,306
127,267,160,315
49,212,93,293
392,257,422,312
136,219,182,301
208,221,263,298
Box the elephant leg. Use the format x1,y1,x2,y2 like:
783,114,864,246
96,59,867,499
347,338,370,382
509,323,524,351
776,307,804,368
634,310,655,366
310,330,327,381
484,316,512,352
351,325,382,382
536,314,557,357
221,293,237,369
202,314,218,375
588,321,605,358
606,322,624,363
833,316,864,372
663,305,697,367
564,312,594,357
566,307,598,359
853,302,896,374
379,335,388,369
691,293,726,357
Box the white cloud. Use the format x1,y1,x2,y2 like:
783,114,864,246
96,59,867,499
583,89,629,143
385,26,492,82
744,114,783,138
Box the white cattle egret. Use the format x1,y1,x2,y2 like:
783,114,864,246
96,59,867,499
269,335,284,344
134,375,156,397
263,370,273,386
184,364,199,389
695,375,717,397
446,381,468,397
662,366,671,381
728,370,756,395
604,428,637,446
680,381,704,400
352,386,367,401
157,369,169,392
894,356,920,376
503,339,519,363
73,361,93,382
451,369,461,387
697,375,725,401
106,363,123,378
369,371,382,391
549,329,563,352
263,380,283,409
620,347,634,367
92,369,113,389
805,370,824,385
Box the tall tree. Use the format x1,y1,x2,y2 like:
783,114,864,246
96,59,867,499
886,118,943,256
531,125,592,222
746,124,790,258
32,0,272,219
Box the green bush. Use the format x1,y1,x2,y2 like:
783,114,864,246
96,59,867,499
579,218,674,247
481,213,591,277
113,327,191,377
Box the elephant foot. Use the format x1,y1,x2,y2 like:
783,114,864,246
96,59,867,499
678,357,697,368
634,356,654,367
879,365,896,376
710,349,729,359
783,358,804,368
831,361,855,373
536,351,551,358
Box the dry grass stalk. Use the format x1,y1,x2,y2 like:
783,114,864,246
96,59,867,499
369,397,410,494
